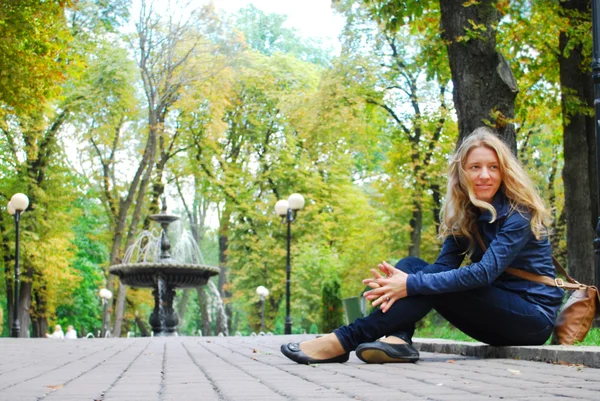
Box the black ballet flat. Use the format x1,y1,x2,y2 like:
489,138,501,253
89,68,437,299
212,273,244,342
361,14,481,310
355,341,420,364
280,342,350,365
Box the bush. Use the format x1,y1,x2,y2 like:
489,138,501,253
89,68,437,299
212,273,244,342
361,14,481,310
320,276,344,333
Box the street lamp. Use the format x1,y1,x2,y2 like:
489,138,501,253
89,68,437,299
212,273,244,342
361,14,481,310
99,288,113,338
7,193,29,338
275,193,305,335
256,285,269,333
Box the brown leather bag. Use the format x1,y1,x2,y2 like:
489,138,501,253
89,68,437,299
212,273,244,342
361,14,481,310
475,232,600,345
505,260,600,345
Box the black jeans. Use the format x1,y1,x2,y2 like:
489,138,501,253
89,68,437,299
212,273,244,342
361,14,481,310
334,257,553,351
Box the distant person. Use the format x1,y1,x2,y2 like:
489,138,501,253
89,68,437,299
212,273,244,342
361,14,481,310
65,325,77,339
46,324,64,339
281,127,563,365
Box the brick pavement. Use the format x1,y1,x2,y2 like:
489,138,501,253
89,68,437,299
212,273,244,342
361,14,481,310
0,335,599,401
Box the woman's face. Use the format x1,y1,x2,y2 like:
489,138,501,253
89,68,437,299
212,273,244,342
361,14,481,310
464,146,502,203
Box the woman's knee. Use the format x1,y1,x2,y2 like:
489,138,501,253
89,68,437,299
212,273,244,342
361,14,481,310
394,257,428,274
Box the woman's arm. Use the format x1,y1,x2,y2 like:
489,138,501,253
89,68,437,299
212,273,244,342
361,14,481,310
406,211,533,295
424,235,467,274
362,235,467,312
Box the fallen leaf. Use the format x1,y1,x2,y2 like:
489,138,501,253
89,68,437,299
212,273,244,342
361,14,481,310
46,384,64,390
447,360,456,363
253,348,259,353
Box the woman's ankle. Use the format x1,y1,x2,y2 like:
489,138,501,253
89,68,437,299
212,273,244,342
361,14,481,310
300,333,345,357
380,336,407,345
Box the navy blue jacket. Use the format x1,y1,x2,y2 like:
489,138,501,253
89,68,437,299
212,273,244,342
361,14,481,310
406,190,564,324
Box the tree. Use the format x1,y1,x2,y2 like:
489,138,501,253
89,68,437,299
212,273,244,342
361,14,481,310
100,0,236,336
55,198,108,337
365,0,518,147
233,5,333,65
439,0,518,146
334,0,455,257
320,276,344,332
557,0,595,284
0,0,73,117
0,0,132,337
498,0,595,281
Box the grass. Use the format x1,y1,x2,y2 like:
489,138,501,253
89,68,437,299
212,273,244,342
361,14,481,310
414,323,478,342
414,324,600,346
577,327,600,346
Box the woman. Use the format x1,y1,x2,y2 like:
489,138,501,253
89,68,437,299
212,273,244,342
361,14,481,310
46,324,65,339
281,127,564,364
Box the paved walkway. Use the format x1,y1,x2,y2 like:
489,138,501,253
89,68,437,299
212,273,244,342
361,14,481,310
1,335,599,401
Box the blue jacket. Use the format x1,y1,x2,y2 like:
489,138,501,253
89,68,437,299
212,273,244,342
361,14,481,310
406,190,564,324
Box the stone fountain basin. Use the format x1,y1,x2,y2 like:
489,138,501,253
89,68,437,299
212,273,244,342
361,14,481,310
109,263,220,288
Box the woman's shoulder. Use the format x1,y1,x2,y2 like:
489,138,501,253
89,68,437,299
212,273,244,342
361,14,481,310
501,206,533,233
507,204,532,220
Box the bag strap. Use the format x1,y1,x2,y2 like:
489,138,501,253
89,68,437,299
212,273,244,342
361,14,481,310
472,230,587,291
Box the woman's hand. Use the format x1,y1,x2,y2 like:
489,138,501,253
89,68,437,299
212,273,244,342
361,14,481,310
362,261,408,313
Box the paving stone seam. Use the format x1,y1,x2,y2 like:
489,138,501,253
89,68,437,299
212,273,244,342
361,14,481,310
181,340,229,401
205,339,360,399
352,363,528,399
95,339,151,401
0,343,106,376
250,339,593,400
0,340,138,393
197,339,306,400
0,341,123,379
40,341,153,401
216,340,482,400
159,341,166,401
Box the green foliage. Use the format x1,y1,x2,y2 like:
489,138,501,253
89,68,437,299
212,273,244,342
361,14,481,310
0,0,586,337
362,0,432,32
234,5,333,66
414,321,478,343
180,289,203,336
417,324,600,347
320,276,345,333
578,328,600,346
54,197,108,336
0,0,74,115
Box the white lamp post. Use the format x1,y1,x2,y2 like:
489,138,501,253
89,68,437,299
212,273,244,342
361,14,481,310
256,285,270,332
7,193,29,338
274,193,305,334
99,288,113,338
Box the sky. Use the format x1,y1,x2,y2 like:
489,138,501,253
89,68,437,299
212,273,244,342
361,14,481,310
207,0,346,50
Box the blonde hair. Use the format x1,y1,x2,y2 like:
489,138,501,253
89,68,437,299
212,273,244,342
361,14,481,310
440,127,551,253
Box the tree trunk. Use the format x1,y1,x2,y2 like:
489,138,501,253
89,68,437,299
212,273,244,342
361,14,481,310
558,0,595,284
112,119,158,335
197,287,211,336
4,258,14,333
548,152,568,264
135,315,150,337
408,200,423,257
439,0,518,148
111,281,127,337
30,278,48,337
177,288,191,328
431,183,442,234
218,208,232,333
18,281,32,337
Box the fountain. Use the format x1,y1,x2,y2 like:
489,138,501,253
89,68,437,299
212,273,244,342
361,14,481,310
109,201,220,336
